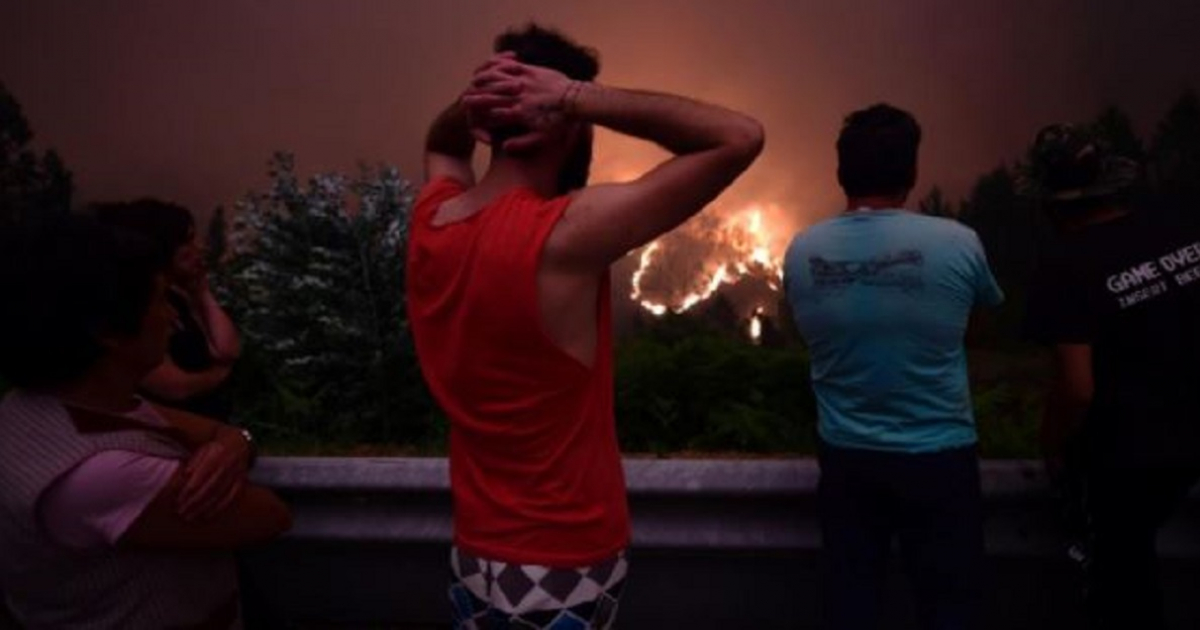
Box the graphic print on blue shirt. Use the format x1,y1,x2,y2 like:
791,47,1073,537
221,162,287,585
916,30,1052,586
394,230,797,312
784,210,1003,454
810,250,925,297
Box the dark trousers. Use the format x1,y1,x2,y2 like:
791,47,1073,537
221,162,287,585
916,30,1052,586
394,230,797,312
0,595,16,630
818,441,983,630
1082,465,1200,630
237,553,283,629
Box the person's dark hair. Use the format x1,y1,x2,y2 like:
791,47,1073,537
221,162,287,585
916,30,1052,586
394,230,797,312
837,104,922,198
493,23,600,194
494,23,600,82
0,215,165,389
91,198,194,267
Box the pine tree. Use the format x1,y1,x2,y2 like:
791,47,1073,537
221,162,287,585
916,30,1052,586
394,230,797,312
216,153,434,447
1150,89,1200,207
0,82,73,227
959,165,1046,346
918,186,955,218
205,205,228,270
1091,106,1145,163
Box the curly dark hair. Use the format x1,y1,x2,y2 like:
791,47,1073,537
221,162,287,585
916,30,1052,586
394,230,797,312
494,23,600,82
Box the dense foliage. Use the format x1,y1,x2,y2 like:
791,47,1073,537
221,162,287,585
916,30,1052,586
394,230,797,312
212,153,443,452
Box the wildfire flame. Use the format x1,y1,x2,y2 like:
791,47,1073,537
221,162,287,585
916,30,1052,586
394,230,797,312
749,306,765,343
629,241,669,316
629,204,787,316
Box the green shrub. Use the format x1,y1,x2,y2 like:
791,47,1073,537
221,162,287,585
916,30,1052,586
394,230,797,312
616,319,817,455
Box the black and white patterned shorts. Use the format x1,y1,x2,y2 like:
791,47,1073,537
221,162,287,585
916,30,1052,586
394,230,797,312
448,546,629,629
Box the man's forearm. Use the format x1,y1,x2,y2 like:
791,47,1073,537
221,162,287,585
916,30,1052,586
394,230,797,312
426,101,475,159
569,83,762,156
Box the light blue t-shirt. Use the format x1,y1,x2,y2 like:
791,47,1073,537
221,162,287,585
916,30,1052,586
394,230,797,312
784,209,1003,453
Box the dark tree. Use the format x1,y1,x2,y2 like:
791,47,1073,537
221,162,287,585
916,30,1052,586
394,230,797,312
960,166,1024,282
0,83,72,227
959,166,1047,346
1149,89,1200,208
1092,106,1146,163
216,153,431,447
918,186,956,218
205,205,228,269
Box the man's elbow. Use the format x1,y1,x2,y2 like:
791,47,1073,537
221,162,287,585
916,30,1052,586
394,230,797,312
728,117,766,165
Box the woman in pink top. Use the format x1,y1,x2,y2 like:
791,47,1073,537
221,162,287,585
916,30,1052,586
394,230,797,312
0,216,291,629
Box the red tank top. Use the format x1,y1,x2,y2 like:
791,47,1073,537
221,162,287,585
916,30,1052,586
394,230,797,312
406,177,630,566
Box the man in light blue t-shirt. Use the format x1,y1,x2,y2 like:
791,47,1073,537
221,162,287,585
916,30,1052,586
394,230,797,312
784,104,1002,630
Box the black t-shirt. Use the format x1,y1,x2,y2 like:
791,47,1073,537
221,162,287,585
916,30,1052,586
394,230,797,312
1026,208,1200,465
142,289,234,420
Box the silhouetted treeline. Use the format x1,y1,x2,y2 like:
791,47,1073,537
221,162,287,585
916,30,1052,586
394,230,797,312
1,83,1194,457
920,89,1200,347
0,82,72,229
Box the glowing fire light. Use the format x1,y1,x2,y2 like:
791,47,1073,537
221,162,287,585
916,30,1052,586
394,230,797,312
629,242,669,315
749,306,765,343
630,205,787,316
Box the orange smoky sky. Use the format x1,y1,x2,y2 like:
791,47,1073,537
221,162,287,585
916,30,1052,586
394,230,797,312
3,0,1200,302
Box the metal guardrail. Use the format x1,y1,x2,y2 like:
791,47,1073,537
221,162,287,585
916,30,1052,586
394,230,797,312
241,457,1200,629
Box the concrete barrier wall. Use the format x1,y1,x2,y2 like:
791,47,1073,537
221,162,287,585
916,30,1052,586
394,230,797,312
241,457,1200,629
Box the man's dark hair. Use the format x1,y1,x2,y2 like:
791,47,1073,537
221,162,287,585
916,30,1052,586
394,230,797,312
837,104,922,198
0,215,165,389
91,198,194,267
493,23,600,194
494,23,600,82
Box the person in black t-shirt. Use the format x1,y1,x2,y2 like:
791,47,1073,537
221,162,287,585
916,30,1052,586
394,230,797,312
1022,124,1200,629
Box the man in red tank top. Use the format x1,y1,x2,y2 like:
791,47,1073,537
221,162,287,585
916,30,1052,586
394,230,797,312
407,24,763,629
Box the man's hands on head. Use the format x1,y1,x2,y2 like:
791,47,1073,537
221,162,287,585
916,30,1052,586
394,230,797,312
425,52,565,182
461,53,578,153
453,51,765,272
